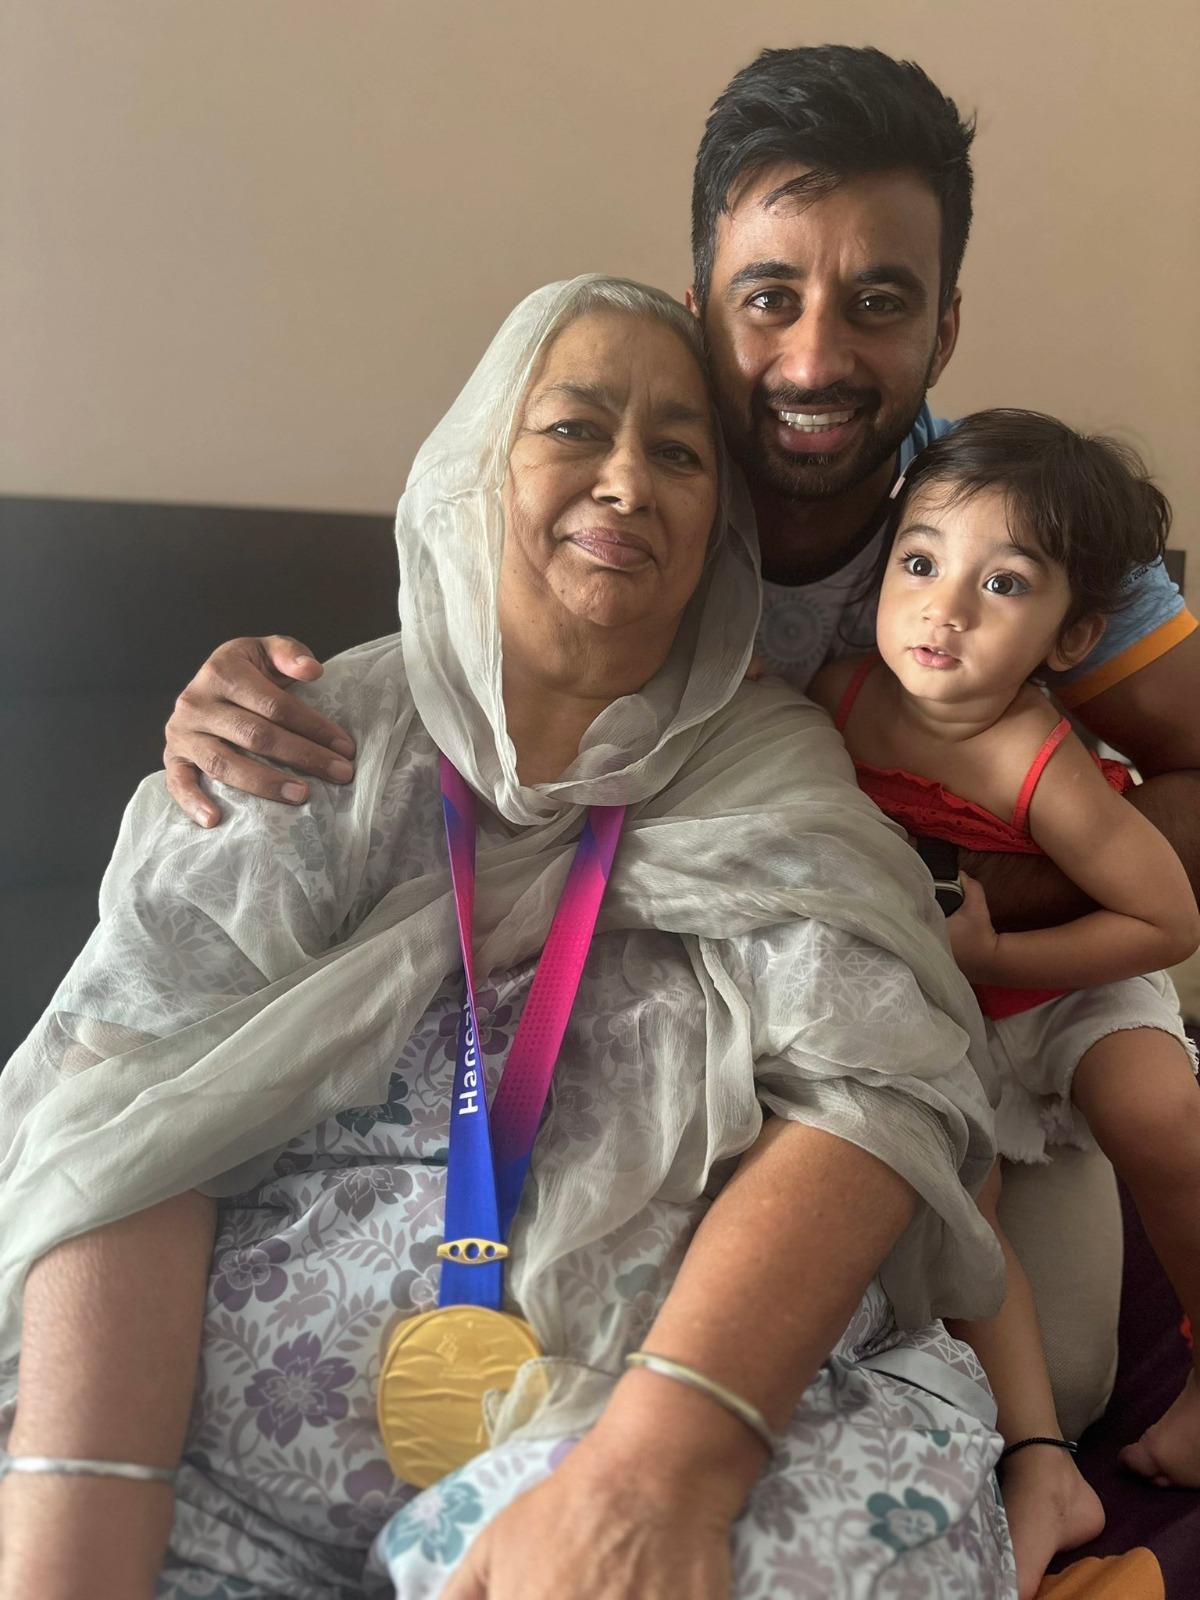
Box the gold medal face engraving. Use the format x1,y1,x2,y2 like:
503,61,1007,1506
377,1306,541,1488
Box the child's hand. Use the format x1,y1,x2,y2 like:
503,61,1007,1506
947,873,1003,982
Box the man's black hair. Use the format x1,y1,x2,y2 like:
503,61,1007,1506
692,45,976,311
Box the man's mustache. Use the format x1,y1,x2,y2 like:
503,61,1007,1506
754,384,881,414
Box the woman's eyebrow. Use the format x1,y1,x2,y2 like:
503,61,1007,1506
655,399,712,427
538,381,617,410
537,382,709,428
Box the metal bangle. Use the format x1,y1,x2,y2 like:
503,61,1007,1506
0,1453,176,1484
623,1351,783,1456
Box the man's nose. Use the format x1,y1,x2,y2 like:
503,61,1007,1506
593,441,654,513
775,304,857,394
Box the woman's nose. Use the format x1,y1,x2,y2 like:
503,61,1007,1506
593,442,654,513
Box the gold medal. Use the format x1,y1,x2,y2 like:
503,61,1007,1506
377,1304,542,1488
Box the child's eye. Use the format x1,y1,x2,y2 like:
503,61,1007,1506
983,572,1029,597
901,552,936,578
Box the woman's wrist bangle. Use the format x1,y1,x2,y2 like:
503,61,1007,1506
623,1351,783,1457
0,1454,176,1485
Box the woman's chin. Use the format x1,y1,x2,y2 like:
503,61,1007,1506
560,577,671,635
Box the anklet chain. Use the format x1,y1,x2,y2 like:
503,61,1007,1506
998,1436,1078,1464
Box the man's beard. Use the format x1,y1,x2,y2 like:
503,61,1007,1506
721,373,932,503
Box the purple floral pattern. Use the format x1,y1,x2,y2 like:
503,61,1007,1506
244,1332,356,1446
331,1163,404,1220
329,1459,400,1542
211,1238,290,1311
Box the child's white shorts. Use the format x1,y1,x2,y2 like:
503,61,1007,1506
988,970,1197,1164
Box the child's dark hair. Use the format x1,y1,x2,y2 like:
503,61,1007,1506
887,409,1171,635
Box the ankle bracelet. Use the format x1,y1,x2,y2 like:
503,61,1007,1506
998,1436,1078,1464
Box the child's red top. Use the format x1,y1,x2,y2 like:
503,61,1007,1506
835,655,1132,1020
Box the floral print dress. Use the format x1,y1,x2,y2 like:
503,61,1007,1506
0,669,1014,1597
134,946,1014,1600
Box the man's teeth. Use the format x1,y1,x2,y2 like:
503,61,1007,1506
777,408,857,432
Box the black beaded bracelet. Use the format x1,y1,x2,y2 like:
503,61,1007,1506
998,1436,1079,1464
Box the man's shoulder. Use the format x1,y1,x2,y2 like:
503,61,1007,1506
899,405,955,470
1045,564,1195,708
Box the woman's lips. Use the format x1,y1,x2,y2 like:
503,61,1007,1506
910,645,959,669
566,528,653,569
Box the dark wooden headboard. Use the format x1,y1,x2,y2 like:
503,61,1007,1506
1,494,397,1059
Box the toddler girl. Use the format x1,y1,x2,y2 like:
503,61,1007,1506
810,410,1200,1600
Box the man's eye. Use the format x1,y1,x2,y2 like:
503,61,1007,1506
983,572,1029,596
746,290,793,314
902,553,936,578
856,294,904,318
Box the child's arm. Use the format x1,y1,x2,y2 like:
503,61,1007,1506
807,656,864,719
950,733,1200,989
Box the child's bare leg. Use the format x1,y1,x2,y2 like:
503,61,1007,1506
949,1162,1104,1599
1072,1027,1200,1485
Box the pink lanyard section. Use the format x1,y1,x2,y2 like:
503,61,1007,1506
438,756,625,1285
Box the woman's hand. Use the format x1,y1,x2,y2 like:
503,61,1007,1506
440,1429,734,1600
439,1120,917,1600
946,872,1002,982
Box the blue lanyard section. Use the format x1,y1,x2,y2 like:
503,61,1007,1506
439,997,505,1309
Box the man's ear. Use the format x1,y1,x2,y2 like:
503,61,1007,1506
1045,613,1107,672
927,289,961,390
684,287,701,320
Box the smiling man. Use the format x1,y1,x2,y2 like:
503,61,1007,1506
162,40,1198,1459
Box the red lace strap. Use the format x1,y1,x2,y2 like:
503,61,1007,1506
1012,718,1071,834
834,655,881,732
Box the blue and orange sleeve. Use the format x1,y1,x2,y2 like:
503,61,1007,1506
1044,559,1196,709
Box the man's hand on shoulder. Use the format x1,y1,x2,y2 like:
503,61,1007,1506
163,635,357,828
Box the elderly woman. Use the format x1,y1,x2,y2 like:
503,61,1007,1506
0,278,1010,1599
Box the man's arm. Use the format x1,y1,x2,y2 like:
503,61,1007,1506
965,631,1200,930
163,635,357,826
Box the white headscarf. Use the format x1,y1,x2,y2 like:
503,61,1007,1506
0,278,1001,1364
398,275,761,823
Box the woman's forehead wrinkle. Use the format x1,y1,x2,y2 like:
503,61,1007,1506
531,376,710,432
538,380,623,411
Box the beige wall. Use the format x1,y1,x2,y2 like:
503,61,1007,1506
3,0,1198,564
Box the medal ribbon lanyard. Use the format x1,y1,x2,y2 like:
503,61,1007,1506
437,756,625,1311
